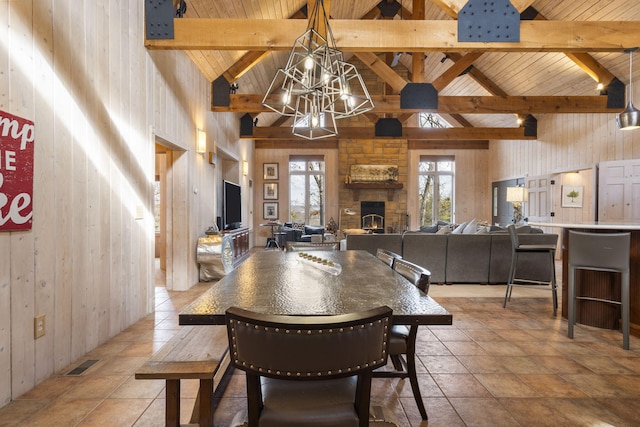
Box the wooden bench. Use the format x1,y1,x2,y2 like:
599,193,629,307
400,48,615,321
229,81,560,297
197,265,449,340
135,325,229,427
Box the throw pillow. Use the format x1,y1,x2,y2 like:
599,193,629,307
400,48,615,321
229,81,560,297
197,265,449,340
436,225,451,234
343,228,368,235
451,221,468,234
419,225,439,233
462,218,477,234
292,222,305,231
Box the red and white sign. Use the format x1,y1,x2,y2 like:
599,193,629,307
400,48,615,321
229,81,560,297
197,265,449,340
0,109,35,231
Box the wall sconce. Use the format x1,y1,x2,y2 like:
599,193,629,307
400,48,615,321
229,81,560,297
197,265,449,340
506,186,528,224
243,160,249,176
196,128,206,154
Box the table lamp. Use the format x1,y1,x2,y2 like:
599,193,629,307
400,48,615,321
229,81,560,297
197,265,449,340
506,186,528,224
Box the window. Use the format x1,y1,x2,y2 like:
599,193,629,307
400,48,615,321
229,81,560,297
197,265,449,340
418,156,454,225
289,156,325,225
419,113,450,129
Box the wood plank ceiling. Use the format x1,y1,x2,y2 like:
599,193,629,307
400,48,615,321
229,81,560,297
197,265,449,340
148,0,640,141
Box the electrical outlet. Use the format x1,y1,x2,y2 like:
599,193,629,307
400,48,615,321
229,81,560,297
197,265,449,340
34,315,46,339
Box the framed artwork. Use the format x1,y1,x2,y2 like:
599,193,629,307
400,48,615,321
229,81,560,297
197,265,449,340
562,185,584,208
263,202,279,220
263,163,279,180
264,182,278,200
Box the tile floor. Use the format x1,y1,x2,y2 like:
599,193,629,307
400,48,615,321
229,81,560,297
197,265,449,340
1,262,639,426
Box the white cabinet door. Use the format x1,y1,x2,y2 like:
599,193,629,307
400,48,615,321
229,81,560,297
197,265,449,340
598,159,640,221
526,176,552,224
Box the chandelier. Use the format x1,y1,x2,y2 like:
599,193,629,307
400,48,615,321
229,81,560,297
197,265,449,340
262,0,374,139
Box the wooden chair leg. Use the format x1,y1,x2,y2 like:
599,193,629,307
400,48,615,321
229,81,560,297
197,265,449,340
406,346,427,420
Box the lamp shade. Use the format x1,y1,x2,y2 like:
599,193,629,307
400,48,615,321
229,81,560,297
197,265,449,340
617,102,640,130
617,47,640,130
196,129,206,154
506,187,528,203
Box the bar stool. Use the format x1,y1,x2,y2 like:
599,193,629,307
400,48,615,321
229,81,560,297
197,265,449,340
503,225,558,315
567,230,631,350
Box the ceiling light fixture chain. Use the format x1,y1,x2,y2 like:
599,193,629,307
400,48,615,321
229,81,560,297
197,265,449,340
262,0,374,140
617,47,640,130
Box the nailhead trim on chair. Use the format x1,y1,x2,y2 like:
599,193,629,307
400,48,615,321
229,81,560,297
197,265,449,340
229,318,389,377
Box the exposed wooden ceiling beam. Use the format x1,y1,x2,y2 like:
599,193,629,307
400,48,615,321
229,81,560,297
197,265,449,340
145,19,640,52
431,0,536,16
408,140,489,149
244,126,535,140
526,7,617,85
432,52,484,91
223,51,269,82
255,140,489,150
221,6,307,82
446,52,509,96
354,52,407,93
214,94,616,114
431,3,618,86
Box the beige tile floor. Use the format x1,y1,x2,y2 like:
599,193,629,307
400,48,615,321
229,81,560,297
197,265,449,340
1,260,639,426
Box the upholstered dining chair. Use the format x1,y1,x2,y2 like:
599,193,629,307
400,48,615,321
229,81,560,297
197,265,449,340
376,248,402,268
373,258,431,420
225,305,392,427
503,224,558,315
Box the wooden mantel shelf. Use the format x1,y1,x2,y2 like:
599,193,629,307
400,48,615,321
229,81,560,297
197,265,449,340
345,182,403,201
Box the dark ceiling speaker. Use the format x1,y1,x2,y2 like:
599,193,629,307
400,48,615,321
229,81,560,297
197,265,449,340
400,83,438,109
375,118,402,137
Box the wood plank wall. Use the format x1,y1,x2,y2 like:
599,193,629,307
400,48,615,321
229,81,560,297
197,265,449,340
0,0,239,406
489,112,640,227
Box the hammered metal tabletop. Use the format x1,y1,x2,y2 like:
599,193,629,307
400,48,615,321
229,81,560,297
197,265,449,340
179,250,452,326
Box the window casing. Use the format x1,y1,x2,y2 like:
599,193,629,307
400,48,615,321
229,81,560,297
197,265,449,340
418,156,454,225
289,156,325,225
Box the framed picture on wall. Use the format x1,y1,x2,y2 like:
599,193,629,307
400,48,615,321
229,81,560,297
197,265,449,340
264,182,278,200
263,202,279,220
562,185,584,208
263,163,278,180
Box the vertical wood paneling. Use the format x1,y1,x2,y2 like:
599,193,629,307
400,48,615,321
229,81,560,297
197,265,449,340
32,0,56,383
8,0,37,398
1,0,229,406
0,0,12,406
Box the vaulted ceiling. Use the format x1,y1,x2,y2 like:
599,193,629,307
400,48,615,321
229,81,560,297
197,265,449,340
145,0,640,142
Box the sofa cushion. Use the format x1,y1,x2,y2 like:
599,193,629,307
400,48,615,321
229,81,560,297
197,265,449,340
445,234,492,283
304,225,324,235
292,222,305,231
401,233,448,284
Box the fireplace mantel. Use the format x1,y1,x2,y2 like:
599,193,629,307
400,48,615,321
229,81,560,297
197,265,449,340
345,182,403,201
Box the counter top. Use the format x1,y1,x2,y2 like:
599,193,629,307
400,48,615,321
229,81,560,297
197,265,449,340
529,222,640,230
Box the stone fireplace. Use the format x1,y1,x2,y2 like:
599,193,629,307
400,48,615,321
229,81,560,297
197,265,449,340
339,139,408,234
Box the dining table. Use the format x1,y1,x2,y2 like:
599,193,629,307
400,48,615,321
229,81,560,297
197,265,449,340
180,249,453,327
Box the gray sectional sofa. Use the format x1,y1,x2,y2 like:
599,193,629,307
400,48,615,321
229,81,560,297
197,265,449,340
346,230,558,284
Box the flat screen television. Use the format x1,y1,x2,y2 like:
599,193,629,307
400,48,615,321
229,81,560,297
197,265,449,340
223,180,242,229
